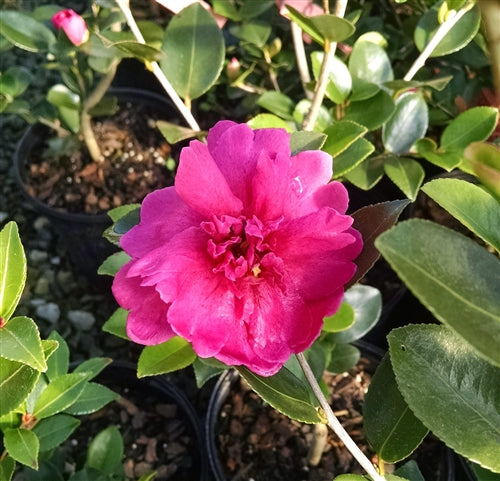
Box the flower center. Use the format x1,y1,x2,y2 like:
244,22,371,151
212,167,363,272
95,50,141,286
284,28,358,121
202,214,282,283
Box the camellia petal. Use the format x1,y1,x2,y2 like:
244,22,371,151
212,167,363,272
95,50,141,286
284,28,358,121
113,121,363,376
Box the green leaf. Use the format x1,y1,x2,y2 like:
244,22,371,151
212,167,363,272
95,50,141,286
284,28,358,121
97,251,131,277
348,200,410,288
325,343,360,374
86,426,124,476
343,156,385,190
364,355,428,462
0,66,32,97
104,40,164,63
322,121,368,158
237,366,321,423
46,84,80,110
192,358,226,388
104,206,141,246
3,428,39,469
382,92,428,155
311,52,352,104
257,91,295,120
0,456,15,481
289,131,327,155
229,20,271,48
137,336,196,377
326,285,382,343
414,4,481,57
344,90,395,131
384,156,425,201
64,382,118,415
0,316,46,371
0,221,26,322
45,331,69,381
415,138,462,171
388,324,500,472
33,414,80,452
33,372,89,419
247,113,294,131
308,14,355,43
441,107,499,152
293,99,332,131
422,178,500,252
323,302,354,333
161,3,225,101
384,76,453,93
0,11,55,52
395,460,425,481
102,308,130,340
376,219,500,367
0,358,40,416
156,120,204,144
463,142,500,201
349,37,394,86
73,357,113,379
332,137,375,178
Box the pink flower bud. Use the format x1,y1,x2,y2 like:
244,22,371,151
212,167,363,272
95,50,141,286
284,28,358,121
52,9,89,46
226,57,241,83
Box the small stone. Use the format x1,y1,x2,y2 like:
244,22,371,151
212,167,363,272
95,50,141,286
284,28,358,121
68,310,96,331
0,212,7,223
34,277,50,295
29,249,49,265
33,217,50,231
36,302,61,323
57,271,75,292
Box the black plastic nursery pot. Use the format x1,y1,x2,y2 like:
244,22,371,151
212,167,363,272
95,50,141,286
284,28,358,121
71,360,210,481
205,342,454,481
14,88,182,285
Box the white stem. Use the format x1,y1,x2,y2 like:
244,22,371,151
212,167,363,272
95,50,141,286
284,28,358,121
296,353,385,481
115,0,201,131
404,7,468,81
291,22,313,100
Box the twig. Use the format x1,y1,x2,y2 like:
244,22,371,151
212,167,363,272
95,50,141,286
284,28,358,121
302,0,349,131
296,352,386,481
403,5,469,81
115,0,201,132
291,22,313,100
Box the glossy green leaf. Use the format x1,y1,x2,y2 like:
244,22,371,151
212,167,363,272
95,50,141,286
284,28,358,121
156,120,203,144
4,428,39,469
332,138,375,178
322,121,368,158
344,90,395,131
384,156,425,201
343,156,385,190
33,372,89,419
247,113,293,131
389,324,500,472
415,138,462,171
73,357,113,379
326,285,382,343
469,462,500,481
0,11,55,52
102,308,129,340
323,302,355,333
192,358,226,388
33,414,80,452
97,251,131,277
349,77,380,102
422,178,500,252
383,92,428,155
364,355,428,462
0,456,15,481
86,426,124,476
463,142,500,200
104,40,163,62
257,91,295,120
64,382,119,415
376,219,500,367
293,99,332,131
0,358,40,416
46,84,80,110
349,200,410,288
311,52,352,104
104,206,141,246
0,66,32,97
289,131,327,155
138,336,196,377
0,221,26,322
325,343,360,374
229,20,271,47
308,15,355,43
349,38,394,86
0,316,45,371
41,339,59,363
414,4,481,57
46,331,69,381
441,107,498,152
395,460,425,481
237,366,321,423
384,76,453,93
161,3,225,101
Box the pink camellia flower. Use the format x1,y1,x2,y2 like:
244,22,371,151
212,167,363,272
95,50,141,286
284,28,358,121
52,9,89,46
112,121,363,376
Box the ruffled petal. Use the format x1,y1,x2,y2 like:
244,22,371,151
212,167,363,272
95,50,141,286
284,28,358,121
121,187,203,258
175,140,243,217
